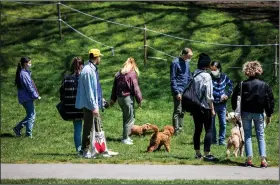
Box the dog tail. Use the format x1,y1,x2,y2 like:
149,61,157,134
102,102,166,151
150,125,159,134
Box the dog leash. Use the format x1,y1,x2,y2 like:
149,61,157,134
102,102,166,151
233,114,244,143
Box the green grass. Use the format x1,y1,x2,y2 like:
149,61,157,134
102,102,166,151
1,1,279,168
1,179,279,184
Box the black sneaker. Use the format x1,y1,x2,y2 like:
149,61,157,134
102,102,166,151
13,127,21,137
195,153,203,159
203,155,219,162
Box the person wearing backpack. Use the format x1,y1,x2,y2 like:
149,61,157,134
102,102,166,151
231,61,274,168
210,61,233,146
170,48,193,135
59,57,84,155
192,53,218,161
110,57,143,145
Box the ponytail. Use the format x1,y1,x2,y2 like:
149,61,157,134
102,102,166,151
15,63,22,89
15,57,30,89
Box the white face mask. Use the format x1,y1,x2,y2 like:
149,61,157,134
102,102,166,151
185,59,191,63
26,63,32,69
211,70,220,78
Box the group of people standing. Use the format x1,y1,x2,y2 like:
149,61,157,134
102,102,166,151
14,49,143,158
170,48,274,167
13,47,274,166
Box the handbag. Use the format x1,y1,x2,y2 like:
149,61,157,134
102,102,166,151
56,102,68,121
234,81,243,119
89,116,108,156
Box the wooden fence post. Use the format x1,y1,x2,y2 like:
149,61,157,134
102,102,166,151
57,1,62,40
273,36,278,79
144,24,147,67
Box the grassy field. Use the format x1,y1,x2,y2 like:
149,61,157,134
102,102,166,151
1,1,279,170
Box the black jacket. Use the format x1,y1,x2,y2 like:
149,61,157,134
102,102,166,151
231,77,274,117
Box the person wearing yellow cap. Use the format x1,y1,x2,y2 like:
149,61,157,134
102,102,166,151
75,48,112,158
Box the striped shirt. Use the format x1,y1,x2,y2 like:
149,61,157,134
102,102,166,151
211,73,233,104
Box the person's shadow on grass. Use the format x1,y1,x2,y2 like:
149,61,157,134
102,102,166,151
0,133,15,138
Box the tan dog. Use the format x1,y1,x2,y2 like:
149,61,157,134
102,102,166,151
226,112,244,157
147,125,175,153
129,123,153,136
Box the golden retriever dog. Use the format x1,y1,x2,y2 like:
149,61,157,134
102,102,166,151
129,123,154,136
146,125,175,153
226,112,244,157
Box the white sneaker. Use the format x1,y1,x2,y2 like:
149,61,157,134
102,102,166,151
122,139,133,145
102,153,112,158
127,137,133,142
83,151,92,159
107,150,119,156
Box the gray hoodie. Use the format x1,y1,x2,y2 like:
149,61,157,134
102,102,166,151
193,69,214,109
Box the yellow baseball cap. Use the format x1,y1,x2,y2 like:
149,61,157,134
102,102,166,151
88,49,103,57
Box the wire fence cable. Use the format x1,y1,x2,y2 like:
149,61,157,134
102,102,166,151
61,19,114,50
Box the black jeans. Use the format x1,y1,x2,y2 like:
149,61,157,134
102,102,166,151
192,108,213,153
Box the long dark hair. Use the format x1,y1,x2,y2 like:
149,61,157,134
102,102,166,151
15,57,30,89
70,56,84,75
210,61,222,72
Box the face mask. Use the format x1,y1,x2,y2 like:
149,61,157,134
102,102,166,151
26,63,32,69
185,59,191,63
211,70,220,78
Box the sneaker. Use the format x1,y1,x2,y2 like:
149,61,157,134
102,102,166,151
212,141,218,145
127,137,133,142
13,127,21,137
260,161,268,168
102,153,112,158
219,142,226,146
25,135,33,139
77,150,83,157
203,155,219,162
174,130,180,136
244,159,253,167
195,153,203,159
107,150,119,156
121,139,133,145
83,151,92,159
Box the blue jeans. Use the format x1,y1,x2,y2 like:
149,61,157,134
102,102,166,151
15,101,36,136
242,112,266,158
73,120,82,152
212,103,226,145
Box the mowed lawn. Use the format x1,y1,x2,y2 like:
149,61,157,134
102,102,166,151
1,1,279,168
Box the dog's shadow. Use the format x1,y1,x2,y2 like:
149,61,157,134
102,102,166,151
0,133,16,138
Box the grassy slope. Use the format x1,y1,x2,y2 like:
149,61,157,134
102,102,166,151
1,1,279,167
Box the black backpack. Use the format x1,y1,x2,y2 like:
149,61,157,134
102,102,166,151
182,71,205,113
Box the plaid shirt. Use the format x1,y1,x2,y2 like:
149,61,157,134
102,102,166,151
110,70,142,104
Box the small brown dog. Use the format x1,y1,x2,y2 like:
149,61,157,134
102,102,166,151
129,123,153,136
226,112,244,157
147,125,175,152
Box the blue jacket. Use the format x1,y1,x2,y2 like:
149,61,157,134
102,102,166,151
211,73,233,104
170,57,191,95
75,61,103,111
17,69,39,104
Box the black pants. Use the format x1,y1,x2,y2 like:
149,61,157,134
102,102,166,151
192,108,213,153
